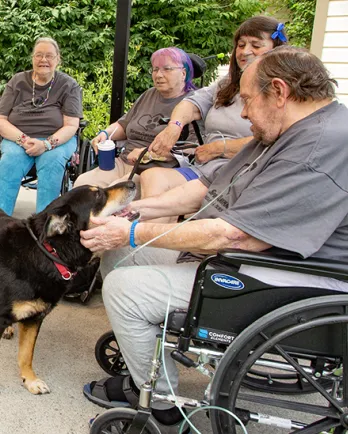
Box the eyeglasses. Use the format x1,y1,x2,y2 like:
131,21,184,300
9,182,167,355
32,53,57,61
240,82,271,109
149,66,184,74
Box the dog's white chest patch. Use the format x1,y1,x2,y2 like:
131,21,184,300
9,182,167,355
12,299,52,321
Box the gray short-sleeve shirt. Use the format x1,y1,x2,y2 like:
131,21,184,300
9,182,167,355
0,70,82,137
183,78,252,178
116,87,191,162
187,101,348,262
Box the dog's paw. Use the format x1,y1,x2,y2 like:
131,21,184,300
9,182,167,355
24,378,51,394
2,326,14,339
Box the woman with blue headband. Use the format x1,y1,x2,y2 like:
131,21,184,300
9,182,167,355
74,47,196,189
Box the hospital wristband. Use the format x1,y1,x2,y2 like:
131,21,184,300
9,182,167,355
129,220,139,248
168,120,183,131
98,129,109,139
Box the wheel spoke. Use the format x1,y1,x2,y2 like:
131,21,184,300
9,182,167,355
106,343,118,352
268,335,344,413
238,392,339,417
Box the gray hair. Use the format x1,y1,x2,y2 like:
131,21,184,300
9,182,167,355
32,37,60,57
256,46,337,102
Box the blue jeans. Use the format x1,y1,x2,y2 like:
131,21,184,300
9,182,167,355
0,137,77,215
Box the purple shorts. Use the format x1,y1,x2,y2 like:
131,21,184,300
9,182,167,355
174,167,199,181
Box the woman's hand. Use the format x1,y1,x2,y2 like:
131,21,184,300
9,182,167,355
194,141,224,164
127,148,146,165
91,133,107,154
80,215,132,253
148,125,181,157
25,138,46,157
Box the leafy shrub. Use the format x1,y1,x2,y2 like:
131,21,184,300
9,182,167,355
0,0,263,132
285,0,316,48
0,0,263,93
265,0,316,48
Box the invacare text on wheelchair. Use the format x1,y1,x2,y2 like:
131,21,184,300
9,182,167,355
89,144,348,434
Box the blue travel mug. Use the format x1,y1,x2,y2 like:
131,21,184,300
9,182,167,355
98,140,116,171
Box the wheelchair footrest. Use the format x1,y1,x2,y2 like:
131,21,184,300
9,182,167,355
171,350,196,368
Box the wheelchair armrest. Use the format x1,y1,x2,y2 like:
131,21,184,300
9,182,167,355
217,249,348,282
79,119,88,129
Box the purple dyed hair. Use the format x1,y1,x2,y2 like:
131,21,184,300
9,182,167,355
151,47,196,92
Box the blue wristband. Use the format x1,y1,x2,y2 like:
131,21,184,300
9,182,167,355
129,220,139,248
98,129,109,139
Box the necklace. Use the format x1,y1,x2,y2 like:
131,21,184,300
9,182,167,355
31,73,55,108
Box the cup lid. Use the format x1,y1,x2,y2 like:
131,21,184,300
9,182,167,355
98,140,116,151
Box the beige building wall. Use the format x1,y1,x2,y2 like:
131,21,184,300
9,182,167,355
311,0,348,106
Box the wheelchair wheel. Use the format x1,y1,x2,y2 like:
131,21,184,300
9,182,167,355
210,295,348,433
90,408,161,434
78,139,96,175
95,331,129,376
61,165,73,194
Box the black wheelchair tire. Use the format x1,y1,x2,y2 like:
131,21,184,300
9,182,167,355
78,139,95,175
61,166,72,194
89,408,161,434
95,330,129,376
210,295,348,434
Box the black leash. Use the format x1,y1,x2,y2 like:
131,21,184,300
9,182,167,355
25,221,71,267
127,147,149,181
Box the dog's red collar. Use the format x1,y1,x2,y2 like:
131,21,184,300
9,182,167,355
43,242,77,281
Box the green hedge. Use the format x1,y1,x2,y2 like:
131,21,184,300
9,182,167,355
0,0,263,135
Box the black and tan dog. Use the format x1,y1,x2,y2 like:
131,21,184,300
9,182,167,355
0,181,136,394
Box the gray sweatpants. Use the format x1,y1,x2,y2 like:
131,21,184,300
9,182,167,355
101,247,199,408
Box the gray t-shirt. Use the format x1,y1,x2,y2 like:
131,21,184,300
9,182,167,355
183,78,252,177
117,87,190,162
180,101,348,262
0,70,82,137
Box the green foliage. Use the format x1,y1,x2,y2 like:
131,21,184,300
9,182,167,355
285,0,316,48
127,0,263,100
65,48,140,138
0,0,263,133
263,0,316,48
0,0,117,89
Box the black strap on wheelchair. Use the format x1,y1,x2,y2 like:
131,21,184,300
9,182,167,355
126,409,152,434
191,120,204,146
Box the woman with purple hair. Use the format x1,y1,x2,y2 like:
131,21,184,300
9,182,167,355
74,47,195,189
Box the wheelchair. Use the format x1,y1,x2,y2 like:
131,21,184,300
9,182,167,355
90,249,348,433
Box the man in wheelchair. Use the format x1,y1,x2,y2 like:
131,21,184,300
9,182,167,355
80,46,348,432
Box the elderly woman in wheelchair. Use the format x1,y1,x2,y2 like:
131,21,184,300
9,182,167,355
0,37,82,215
80,47,348,434
73,46,196,192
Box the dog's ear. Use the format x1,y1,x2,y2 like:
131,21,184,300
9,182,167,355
44,214,70,238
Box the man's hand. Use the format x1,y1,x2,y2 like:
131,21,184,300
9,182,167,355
25,138,46,157
195,141,224,164
148,125,181,157
80,215,132,253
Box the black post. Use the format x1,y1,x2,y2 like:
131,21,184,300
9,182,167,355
110,0,132,124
